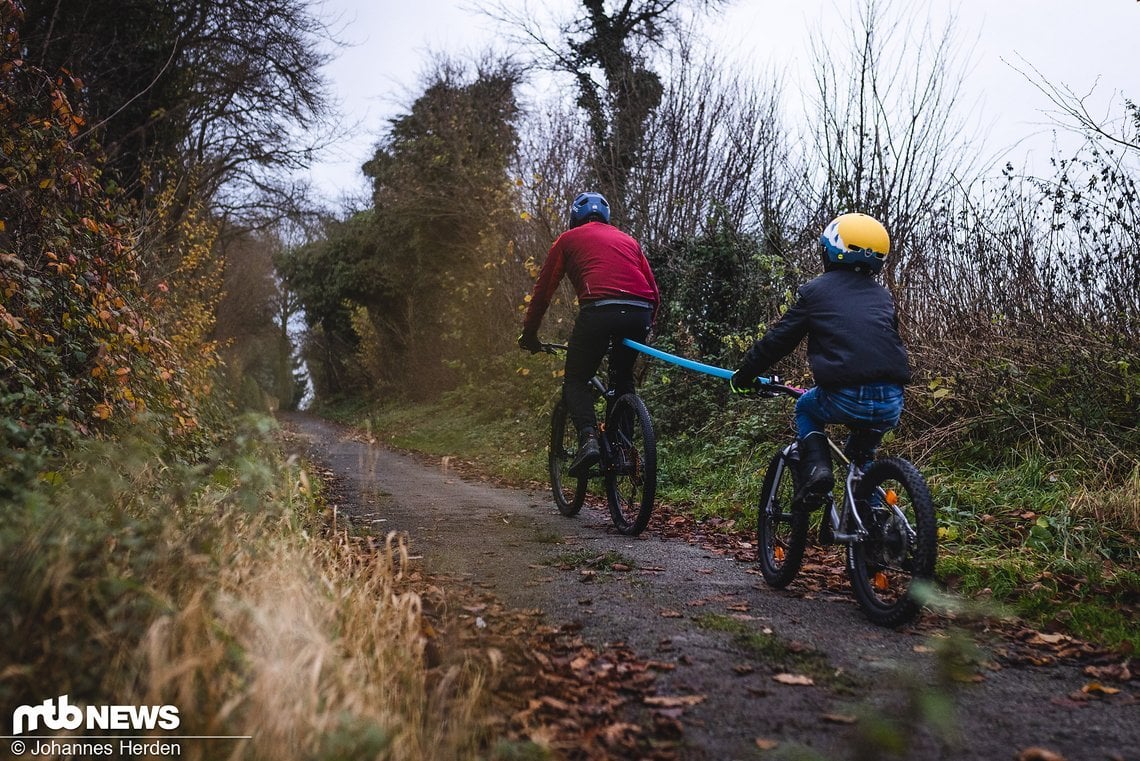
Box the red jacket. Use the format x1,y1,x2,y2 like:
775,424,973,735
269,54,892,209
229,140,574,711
523,221,659,334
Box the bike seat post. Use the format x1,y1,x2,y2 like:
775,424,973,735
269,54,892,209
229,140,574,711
844,463,870,536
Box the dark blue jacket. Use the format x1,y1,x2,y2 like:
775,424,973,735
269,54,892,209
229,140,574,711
738,269,911,389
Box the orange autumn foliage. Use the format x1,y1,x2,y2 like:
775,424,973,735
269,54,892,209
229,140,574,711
1,0,224,487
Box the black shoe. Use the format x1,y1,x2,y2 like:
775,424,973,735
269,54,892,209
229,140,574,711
569,434,600,476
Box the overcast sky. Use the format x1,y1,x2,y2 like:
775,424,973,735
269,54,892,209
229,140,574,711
306,0,1139,205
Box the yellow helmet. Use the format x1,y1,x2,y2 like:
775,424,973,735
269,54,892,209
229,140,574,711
820,213,890,273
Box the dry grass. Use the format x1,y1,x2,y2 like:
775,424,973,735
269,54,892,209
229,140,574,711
135,481,496,761
1,429,496,761
1069,465,1140,537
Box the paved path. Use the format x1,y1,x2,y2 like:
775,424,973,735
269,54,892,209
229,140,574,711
282,412,1137,761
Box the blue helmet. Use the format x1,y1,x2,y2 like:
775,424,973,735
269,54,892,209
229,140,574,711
569,192,610,227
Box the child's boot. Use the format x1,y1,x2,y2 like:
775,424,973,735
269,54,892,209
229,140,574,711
795,431,834,505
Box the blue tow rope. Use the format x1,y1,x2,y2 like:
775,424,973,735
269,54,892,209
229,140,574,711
622,338,771,384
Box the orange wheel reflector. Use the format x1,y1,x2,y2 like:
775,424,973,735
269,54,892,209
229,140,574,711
884,489,899,506
873,571,890,590
774,546,786,561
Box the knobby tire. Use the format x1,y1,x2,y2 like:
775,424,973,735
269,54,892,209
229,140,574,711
549,400,586,516
604,393,656,536
847,457,937,627
756,446,809,588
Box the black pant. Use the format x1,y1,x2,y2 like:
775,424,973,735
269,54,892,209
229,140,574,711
563,303,653,435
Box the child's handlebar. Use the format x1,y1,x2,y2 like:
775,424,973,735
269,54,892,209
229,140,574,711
750,376,805,400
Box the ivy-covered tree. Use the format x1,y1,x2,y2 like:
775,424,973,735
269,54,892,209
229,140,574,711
359,59,522,395
491,0,727,211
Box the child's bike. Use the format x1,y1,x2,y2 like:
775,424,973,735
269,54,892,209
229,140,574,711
540,343,656,536
751,379,937,627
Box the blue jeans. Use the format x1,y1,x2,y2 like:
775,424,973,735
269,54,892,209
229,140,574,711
794,383,905,465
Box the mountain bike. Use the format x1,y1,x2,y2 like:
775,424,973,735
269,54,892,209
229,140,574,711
750,379,937,627
539,343,656,536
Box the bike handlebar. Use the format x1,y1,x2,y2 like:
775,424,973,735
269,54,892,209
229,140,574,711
750,378,805,400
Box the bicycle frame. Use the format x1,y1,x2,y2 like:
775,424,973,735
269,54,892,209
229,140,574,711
758,381,911,546
536,341,657,536
543,344,633,476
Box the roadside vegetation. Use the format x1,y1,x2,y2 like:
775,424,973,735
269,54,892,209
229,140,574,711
0,418,505,759
0,0,510,757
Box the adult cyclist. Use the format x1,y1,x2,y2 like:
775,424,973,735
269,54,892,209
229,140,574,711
519,192,660,475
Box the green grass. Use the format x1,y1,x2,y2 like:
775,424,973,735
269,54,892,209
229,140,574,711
327,391,1139,653
321,392,552,486
928,456,1139,651
693,613,857,689
546,549,636,578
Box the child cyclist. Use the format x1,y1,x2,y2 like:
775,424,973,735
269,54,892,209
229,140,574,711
729,213,911,504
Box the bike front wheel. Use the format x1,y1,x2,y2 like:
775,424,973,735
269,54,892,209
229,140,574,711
847,457,937,627
756,445,809,588
604,393,656,536
549,400,586,516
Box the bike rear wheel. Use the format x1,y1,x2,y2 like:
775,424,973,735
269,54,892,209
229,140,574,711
756,445,809,588
847,457,937,627
549,400,586,516
604,393,656,536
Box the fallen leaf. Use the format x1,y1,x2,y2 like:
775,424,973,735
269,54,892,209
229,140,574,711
1081,681,1121,695
1028,632,1071,645
644,694,706,708
1083,662,1133,682
601,722,640,744
659,609,683,618
951,672,986,683
755,737,779,750
732,663,756,675
1016,747,1067,761
773,673,814,686
539,695,571,712
822,713,858,724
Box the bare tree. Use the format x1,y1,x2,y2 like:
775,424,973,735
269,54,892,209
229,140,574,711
21,0,339,224
625,39,803,248
1010,57,1140,156
806,0,979,288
